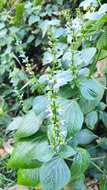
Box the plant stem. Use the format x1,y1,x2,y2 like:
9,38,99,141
97,0,101,6
91,156,106,161
65,157,73,161
91,160,105,175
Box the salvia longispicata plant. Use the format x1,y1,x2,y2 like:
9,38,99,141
7,1,107,190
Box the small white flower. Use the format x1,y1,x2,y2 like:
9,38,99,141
72,18,83,32
80,0,98,10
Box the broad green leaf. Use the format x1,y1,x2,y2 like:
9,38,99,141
85,11,102,20
0,0,6,10
79,0,98,9
62,51,72,68
28,15,40,26
26,35,35,44
22,97,34,113
74,129,97,145
96,102,106,111
98,13,107,24
17,168,39,187
62,48,96,68
34,0,44,6
60,99,84,136
100,111,107,128
32,140,54,162
40,158,71,190
8,137,53,169
99,4,107,14
8,139,42,169
80,79,104,101
59,85,79,99
33,95,49,118
85,111,98,129
15,110,42,139
43,52,54,65
14,3,24,26
99,137,107,150
74,48,96,67
99,176,107,190
7,117,23,131
0,23,5,30
71,178,87,190
97,30,107,50
71,148,90,180
79,98,98,114
54,43,67,58
52,27,65,38
54,71,73,89
78,68,89,79
39,19,60,37
59,145,76,159
39,74,49,86
98,50,107,60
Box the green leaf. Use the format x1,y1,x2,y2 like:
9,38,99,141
43,51,54,65
14,3,24,26
96,102,106,111
8,136,53,168
99,176,107,190
22,97,34,113
31,140,54,162
79,98,98,114
59,145,76,159
17,168,39,187
71,177,87,190
7,117,23,131
33,95,49,118
0,0,6,10
62,48,96,68
28,15,40,26
54,71,73,89
99,4,107,14
40,158,71,190
59,85,79,99
99,137,107,150
74,129,97,145
100,111,107,128
60,99,84,136
85,11,102,21
80,0,98,9
97,30,107,50
85,111,98,129
80,79,104,101
71,148,90,180
15,110,42,140
8,138,42,169
0,23,5,30
39,19,60,37
74,48,96,67
34,0,44,6
26,35,35,44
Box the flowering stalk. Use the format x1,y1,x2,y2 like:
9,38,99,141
64,10,80,88
47,31,64,152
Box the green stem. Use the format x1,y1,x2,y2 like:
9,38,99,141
91,156,106,161
97,0,101,6
91,161,105,175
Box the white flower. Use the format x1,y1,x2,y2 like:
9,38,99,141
72,18,83,32
80,0,98,10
